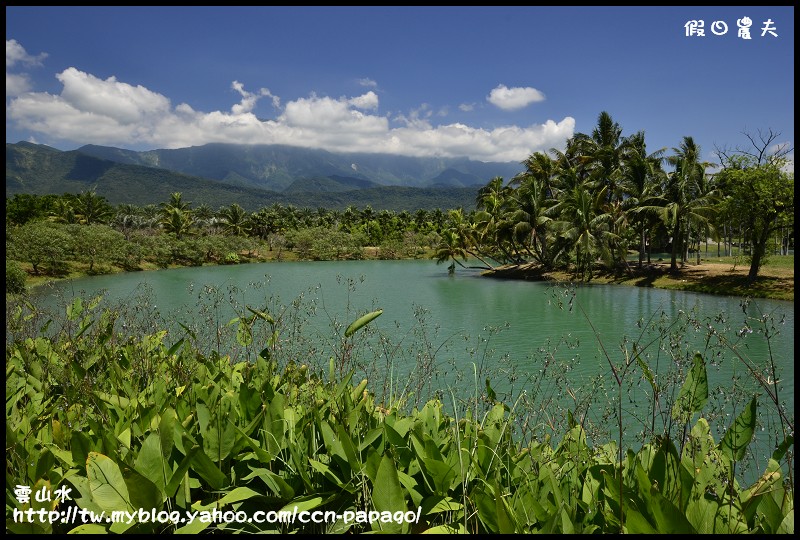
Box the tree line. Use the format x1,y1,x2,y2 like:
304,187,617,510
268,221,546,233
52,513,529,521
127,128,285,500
6,112,794,287
434,113,793,283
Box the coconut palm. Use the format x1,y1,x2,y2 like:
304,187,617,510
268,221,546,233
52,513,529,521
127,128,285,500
549,181,614,281
619,132,668,268
662,136,718,272
218,203,250,237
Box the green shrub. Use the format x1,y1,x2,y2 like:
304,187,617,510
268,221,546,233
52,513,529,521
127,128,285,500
6,260,27,294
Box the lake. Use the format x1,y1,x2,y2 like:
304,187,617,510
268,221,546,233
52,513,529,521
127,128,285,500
25,258,794,481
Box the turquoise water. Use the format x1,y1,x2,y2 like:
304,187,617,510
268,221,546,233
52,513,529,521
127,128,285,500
25,259,794,481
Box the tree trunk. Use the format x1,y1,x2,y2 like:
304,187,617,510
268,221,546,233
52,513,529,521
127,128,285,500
747,227,772,283
670,222,680,272
638,226,645,268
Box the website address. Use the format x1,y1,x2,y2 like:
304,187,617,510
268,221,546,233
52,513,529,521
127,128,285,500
13,506,423,527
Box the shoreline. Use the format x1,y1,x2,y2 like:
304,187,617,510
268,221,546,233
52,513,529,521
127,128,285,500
16,255,794,302
482,260,794,302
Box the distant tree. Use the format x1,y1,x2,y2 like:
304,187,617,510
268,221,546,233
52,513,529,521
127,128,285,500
8,221,73,275
73,190,113,224
716,155,793,282
69,224,126,273
218,203,250,236
662,137,717,272
6,260,27,294
5,194,58,226
160,207,195,239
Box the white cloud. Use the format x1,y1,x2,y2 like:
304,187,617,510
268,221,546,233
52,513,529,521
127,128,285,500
459,103,475,112
358,78,377,88
6,39,47,67
348,91,379,110
6,72,31,96
8,67,574,161
487,84,545,111
231,80,279,114
56,67,171,124
6,40,47,98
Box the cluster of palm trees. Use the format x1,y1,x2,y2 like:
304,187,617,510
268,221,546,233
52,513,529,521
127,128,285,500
435,112,720,278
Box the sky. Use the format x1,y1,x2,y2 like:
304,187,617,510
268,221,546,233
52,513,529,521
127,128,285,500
6,6,795,168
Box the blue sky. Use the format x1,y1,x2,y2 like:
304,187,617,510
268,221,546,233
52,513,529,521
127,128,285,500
6,6,794,167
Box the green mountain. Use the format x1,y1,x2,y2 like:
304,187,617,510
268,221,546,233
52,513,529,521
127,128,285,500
75,142,523,191
6,142,481,211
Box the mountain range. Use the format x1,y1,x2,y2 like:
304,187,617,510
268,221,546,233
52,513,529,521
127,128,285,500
6,141,525,211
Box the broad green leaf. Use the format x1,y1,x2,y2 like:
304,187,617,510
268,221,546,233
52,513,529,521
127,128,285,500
771,434,793,462
671,353,708,424
165,445,200,497
123,468,162,511
246,305,274,323
216,486,262,506
134,432,168,494
496,481,515,533
372,454,405,533
243,466,295,499
719,396,757,462
309,458,347,487
67,297,83,321
280,494,324,514
86,452,133,513
344,309,383,337
423,523,466,533
635,462,696,534
95,391,131,409
185,439,227,490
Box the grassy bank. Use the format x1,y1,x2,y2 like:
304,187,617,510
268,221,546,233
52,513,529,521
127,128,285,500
484,256,794,302
16,252,794,303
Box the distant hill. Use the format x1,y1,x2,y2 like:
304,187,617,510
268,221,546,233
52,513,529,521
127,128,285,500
6,142,482,211
283,175,381,193
75,142,523,191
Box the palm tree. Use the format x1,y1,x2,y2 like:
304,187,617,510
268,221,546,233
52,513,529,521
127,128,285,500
549,181,613,281
160,207,194,239
619,132,667,268
475,176,518,263
662,136,718,272
509,175,553,267
49,198,78,224
218,203,250,236
571,112,628,200
74,190,113,225
160,192,191,213
433,229,469,274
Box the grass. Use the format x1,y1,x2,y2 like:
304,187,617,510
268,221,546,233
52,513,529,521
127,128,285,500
484,255,795,302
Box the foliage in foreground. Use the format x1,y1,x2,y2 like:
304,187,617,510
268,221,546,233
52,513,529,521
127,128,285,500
5,300,794,534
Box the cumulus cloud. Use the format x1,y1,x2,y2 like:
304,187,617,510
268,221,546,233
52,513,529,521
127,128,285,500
231,80,279,115
8,67,574,161
487,84,545,111
459,103,475,112
6,72,32,95
348,91,379,110
358,78,377,88
6,39,47,97
7,39,47,67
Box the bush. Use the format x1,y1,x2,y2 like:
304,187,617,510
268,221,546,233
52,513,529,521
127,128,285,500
6,260,27,294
